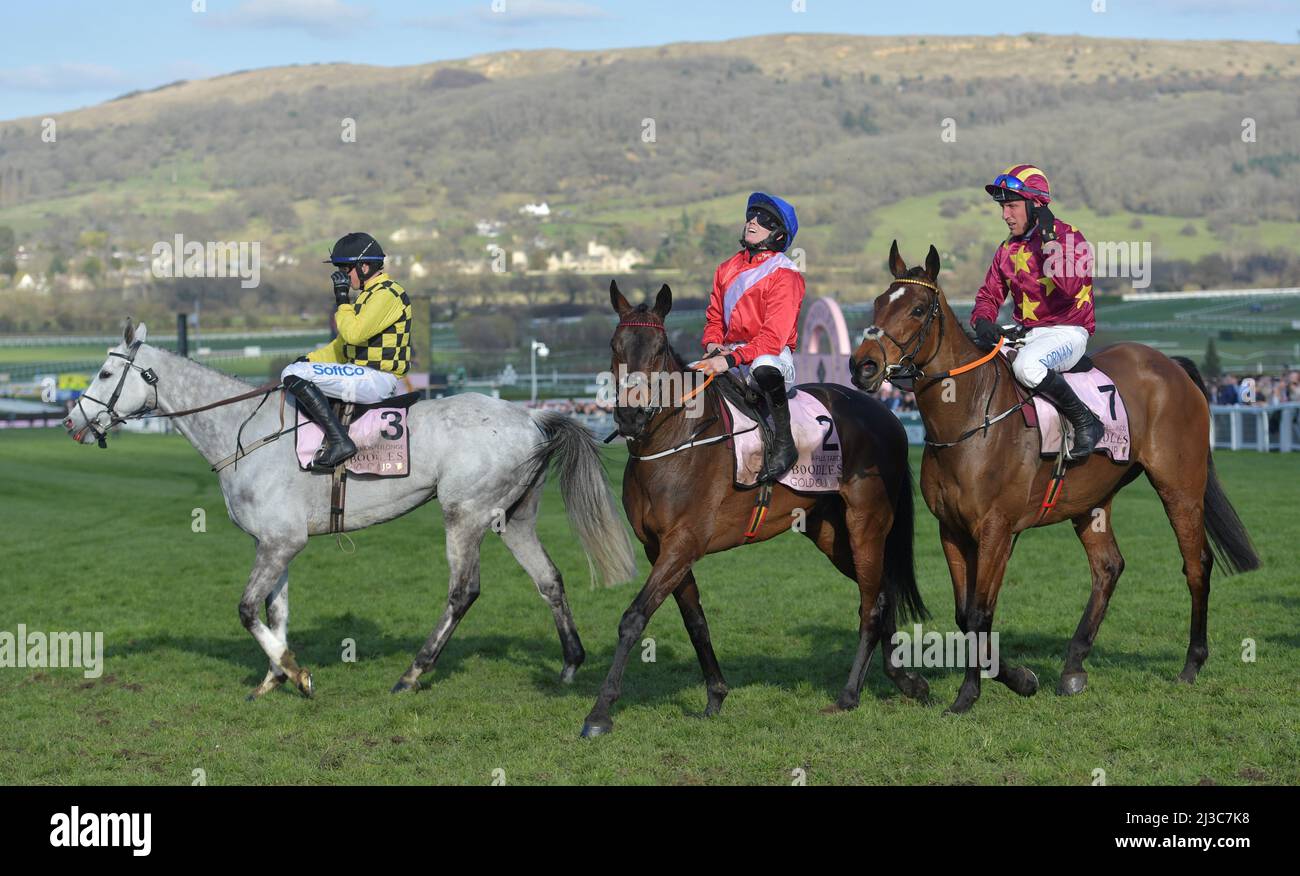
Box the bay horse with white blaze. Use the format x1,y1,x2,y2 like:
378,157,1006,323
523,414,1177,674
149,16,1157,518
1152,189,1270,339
849,242,1260,713
579,282,928,737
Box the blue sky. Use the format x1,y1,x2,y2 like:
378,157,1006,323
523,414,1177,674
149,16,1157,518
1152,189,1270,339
1,0,1295,120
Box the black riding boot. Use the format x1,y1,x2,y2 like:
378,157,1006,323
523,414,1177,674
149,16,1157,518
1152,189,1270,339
753,365,798,483
1036,370,1104,461
283,375,357,470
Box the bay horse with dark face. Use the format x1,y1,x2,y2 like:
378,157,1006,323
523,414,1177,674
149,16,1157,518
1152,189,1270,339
849,241,1260,713
579,281,929,737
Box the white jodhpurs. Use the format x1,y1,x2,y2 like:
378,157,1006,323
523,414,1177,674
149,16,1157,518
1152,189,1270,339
1012,325,1090,388
281,360,399,404
725,344,796,393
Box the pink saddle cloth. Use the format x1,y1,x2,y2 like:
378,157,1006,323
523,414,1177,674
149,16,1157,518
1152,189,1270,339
295,405,411,476
1028,370,1131,462
724,391,843,492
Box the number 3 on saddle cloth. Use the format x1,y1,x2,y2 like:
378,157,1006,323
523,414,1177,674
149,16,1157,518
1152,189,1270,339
721,390,844,492
294,392,418,477
1004,349,1133,462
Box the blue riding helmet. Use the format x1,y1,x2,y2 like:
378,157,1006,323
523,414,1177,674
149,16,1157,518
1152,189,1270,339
746,192,799,252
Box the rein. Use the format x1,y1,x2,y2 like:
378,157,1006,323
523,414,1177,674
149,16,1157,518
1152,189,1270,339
608,316,752,460
75,341,292,468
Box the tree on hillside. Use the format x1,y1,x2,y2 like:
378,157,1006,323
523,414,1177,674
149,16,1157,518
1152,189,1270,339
1203,338,1222,380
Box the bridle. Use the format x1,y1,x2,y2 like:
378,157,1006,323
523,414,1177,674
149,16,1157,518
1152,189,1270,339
861,277,946,384
73,340,159,448
71,341,287,458
608,317,731,456
859,276,1026,449
861,276,1005,389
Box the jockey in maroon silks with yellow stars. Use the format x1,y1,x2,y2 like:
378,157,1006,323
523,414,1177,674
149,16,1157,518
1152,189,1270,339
695,192,805,482
972,164,1104,459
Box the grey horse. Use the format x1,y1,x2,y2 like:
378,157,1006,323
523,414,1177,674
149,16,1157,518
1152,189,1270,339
63,321,636,699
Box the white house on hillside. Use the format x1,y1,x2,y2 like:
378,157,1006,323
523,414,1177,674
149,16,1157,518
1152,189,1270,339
546,240,644,274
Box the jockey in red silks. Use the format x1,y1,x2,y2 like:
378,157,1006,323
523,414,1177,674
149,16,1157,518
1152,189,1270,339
696,192,805,482
972,164,1104,459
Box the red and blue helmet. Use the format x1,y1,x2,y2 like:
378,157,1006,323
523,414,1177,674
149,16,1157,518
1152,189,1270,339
985,164,1052,207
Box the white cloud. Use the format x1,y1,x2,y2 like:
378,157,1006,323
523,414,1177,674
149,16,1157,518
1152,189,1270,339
206,0,372,39
0,63,135,94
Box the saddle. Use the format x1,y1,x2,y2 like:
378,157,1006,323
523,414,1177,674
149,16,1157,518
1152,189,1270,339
716,373,844,493
295,392,415,477
1001,348,1130,462
293,391,419,536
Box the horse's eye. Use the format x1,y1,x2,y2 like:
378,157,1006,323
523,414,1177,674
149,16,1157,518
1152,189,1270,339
99,370,111,379
911,306,925,318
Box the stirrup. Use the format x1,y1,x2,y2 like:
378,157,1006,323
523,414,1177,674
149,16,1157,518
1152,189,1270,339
311,441,356,471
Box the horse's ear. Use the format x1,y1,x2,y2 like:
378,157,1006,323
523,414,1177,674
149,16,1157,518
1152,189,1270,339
888,240,908,279
652,284,672,318
609,280,632,317
123,318,134,346
925,245,941,283
135,322,148,344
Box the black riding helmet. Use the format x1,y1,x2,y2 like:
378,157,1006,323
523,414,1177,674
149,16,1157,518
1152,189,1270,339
324,232,386,285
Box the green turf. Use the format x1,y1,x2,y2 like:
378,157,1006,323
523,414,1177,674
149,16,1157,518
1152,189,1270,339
0,429,1295,785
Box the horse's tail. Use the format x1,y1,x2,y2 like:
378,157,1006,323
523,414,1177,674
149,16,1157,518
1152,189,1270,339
884,462,929,623
527,411,637,588
1172,356,1261,575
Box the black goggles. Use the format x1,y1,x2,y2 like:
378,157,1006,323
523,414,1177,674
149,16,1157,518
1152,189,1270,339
746,207,783,232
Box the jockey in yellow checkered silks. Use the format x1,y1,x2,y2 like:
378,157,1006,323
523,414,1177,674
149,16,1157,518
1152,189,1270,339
281,232,413,471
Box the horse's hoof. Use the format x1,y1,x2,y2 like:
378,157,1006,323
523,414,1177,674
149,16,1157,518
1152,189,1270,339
897,673,930,702
580,721,612,738
945,691,977,715
1008,667,1039,697
1057,672,1088,696
1176,670,1198,685
391,678,421,694
296,671,314,698
559,665,578,685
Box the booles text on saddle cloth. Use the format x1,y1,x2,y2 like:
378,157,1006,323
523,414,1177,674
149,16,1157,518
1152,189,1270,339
296,404,410,476
726,392,843,491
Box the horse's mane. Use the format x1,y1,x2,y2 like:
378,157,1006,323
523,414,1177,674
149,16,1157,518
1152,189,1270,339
142,341,273,393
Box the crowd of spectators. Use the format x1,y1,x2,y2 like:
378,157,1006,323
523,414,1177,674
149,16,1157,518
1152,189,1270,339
1212,371,1300,406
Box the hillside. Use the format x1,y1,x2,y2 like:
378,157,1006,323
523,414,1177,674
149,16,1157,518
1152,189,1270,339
0,32,1297,332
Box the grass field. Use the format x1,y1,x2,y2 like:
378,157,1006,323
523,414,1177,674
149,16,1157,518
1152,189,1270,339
1,428,1296,785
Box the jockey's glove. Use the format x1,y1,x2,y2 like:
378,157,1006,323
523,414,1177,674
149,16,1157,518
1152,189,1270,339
973,318,1000,352
331,271,352,306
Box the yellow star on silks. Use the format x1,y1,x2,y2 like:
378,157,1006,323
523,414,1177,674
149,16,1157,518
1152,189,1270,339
1037,274,1057,297
1019,295,1040,322
1009,247,1033,275
1074,283,1093,310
